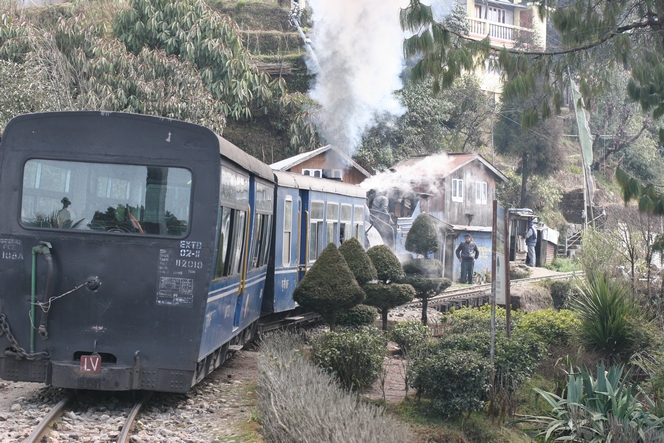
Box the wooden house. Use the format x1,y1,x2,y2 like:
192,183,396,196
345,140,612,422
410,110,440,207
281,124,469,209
270,145,371,185
366,153,507,281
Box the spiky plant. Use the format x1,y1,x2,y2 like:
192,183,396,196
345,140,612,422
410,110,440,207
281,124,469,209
572,274,644,364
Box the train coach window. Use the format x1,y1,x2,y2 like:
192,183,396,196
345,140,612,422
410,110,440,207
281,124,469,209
308,201,324,262
214,207,232,279
327,203,339,246
21,159,191,235
353,205,364,244
251,213,272,268
283,198,292,266
340,204,351,243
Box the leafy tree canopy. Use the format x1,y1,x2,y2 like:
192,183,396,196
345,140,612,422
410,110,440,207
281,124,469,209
367,244,405,283
292,243,365,329
338,237,377,285
405,213,439,256
400,0,664,134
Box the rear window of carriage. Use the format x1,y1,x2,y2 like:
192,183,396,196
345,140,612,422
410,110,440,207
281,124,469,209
21,159,192,236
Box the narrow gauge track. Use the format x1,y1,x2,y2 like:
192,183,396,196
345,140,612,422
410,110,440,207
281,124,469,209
23,391,152,443
406,270,585,312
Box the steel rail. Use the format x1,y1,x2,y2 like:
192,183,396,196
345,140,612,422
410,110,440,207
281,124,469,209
24,394,73,443
405,270,585,310
118,392,153,443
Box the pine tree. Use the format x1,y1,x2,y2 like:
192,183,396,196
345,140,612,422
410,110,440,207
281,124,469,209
293,243,365,330
339,237,377,285
405,213,439,257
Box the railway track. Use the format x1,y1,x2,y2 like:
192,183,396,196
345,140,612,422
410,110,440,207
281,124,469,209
406,270,584,312
23,391,152,443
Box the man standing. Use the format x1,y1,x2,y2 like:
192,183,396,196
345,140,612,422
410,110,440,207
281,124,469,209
456,233,479,284
525,220,537,267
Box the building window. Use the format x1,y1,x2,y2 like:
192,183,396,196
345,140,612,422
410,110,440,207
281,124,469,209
452,179,463,202
302,168,322,178
476,182,488,204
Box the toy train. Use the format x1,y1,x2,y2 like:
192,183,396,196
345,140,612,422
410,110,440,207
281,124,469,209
0,111,368,392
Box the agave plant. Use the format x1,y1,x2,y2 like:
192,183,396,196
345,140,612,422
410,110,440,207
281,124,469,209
523,362,664,442
572,273,644,364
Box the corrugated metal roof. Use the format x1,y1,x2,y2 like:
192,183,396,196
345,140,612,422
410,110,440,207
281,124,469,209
270,145,372,178
390,153,507,182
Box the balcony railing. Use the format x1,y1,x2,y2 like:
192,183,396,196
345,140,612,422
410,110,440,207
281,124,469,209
467,17,534,45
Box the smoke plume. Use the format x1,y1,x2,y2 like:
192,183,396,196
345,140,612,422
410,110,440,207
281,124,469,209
306,0,407,157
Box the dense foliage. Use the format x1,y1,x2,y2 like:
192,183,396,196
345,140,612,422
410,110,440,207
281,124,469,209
367,245,405,283
335,304,378,327
527,363,664,442
338,237,377,285
401,276,451,324
572,274,649,363
292,243,365,330
410,347,491,418
363,283,415,330
310,327,387,392
518,309,580,348
389,320,431,354
404,213,439,257
401,258,444,278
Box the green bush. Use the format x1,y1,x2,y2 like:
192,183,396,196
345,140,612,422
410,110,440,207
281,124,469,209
339,237,377,285
545,257,581,273
363,283,416,330
573,274,646,363
367,245,404,283
405,213,439,256
409,346,491,418
401,276,451,325
548,279,573,309
389,320,430,354
527,362,664,442
293,243,365,329
518,308,580,348
336,304,378,327
402,258,444,277
311,327,387,392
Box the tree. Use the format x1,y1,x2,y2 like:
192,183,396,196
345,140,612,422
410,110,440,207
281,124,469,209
113,0,283,121
364,245,414,330
401,276,451,325
399,0,664,137
405,213,439,257
494,96,564,207
356,75,489,171
292,243,365,330
338,237,377,285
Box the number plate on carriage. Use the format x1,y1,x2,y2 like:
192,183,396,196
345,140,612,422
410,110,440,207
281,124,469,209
80,355,101,374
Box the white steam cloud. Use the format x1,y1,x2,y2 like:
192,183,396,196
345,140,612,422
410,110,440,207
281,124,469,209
306,0,407,158
360,153,453,196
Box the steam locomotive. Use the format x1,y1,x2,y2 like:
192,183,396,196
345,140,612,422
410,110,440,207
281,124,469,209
0,111,367,393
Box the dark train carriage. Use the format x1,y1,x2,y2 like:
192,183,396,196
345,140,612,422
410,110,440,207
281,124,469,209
0,111,271,393
263,171,366,318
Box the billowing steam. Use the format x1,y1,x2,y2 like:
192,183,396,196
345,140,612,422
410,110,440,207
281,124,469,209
306,0,407,158
360,152,453,195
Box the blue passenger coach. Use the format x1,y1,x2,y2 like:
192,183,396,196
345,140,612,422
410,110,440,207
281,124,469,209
263,171,367,318
0,112,273,392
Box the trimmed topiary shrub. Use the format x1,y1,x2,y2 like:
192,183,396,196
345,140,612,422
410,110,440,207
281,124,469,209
339,237,377,285
402,258,444,277
401,276,452,325
367,244,404,283
311,327,387,392
405,213,439,256
336,304,378,327
409,346,491,418
363,283,416,330
389,320,431,354
293,243,365,330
